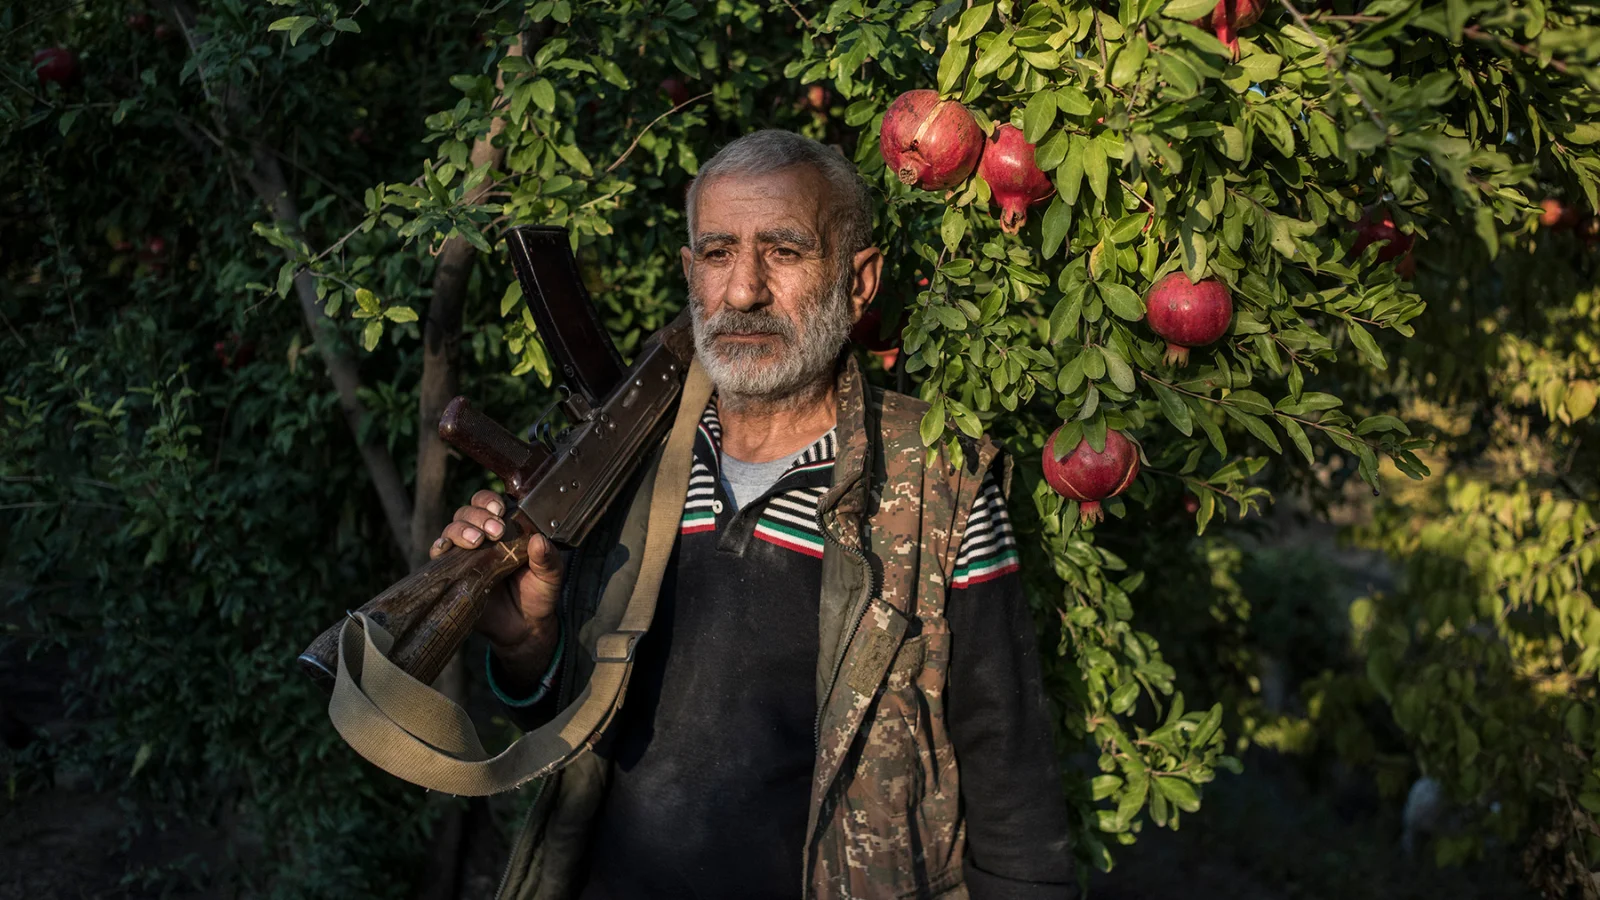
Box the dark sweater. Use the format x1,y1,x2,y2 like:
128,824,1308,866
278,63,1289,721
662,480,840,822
493,406,1074,899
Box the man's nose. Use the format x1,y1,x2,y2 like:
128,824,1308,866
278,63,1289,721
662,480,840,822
723,248,772,312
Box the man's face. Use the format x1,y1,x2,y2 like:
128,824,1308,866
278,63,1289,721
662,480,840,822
680,166,875,405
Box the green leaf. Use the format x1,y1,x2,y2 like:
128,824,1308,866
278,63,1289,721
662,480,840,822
1346,121,1387,151
1355,415,1410,436
1346,321,1388,370
1083,138,1109,202
1022,91,1057,144
556,143,593,176
1055,86,1093,116
941,206,968,251
1225,389,1272,416
1041,196,1073,259
938,41,971,95
383,306,419,323
1153,381,1193,435
954,2,995,41
1101,346,1136,393
1192,398,1226,455
1052,420,1084,460
1110,681,1140,713
530,79,557,113
500,281,523,316
1110,36,1149,88
1162,0,1218,19
920,397,946,447
1277,414,1314,464
972,29,1016,80
1049,286,1083,343
362,320,383,352
1034,129,1071,171
1224,406,1281,452
1154,777,1201,813
1098,282,1144,321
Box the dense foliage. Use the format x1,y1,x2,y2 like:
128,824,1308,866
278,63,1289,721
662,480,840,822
3,0,1598,896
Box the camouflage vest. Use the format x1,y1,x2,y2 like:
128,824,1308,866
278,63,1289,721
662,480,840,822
496,356,999,900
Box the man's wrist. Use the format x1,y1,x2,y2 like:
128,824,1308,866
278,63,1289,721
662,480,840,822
485,622,562,704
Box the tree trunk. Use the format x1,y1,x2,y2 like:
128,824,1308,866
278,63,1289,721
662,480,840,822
411,34,527,900
244,148,416,559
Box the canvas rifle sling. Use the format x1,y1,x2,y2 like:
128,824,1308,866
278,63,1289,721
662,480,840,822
324,360,713,796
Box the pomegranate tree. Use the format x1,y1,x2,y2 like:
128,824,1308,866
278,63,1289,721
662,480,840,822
977,124,1055,234
1144,272,1234,366
1042,426,1141,522
878,90,983,191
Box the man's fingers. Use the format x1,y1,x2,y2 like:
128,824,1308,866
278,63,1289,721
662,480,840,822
449,506,505,540
441,520,487,549
470,490,505,517
428,536,449,559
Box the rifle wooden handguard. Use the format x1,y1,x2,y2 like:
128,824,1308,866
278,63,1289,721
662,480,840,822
298,513,534,689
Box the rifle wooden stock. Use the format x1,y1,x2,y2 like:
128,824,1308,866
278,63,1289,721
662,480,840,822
297,513,534,689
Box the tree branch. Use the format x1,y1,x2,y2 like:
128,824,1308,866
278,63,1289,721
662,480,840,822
164,0,413,557
408,34,527,571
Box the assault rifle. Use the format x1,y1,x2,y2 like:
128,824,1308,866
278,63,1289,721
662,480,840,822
297,225,695,690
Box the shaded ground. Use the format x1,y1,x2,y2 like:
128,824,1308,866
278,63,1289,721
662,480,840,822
1091,749,1533,900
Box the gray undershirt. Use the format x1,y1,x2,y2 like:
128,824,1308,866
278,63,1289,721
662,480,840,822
718,452,800,513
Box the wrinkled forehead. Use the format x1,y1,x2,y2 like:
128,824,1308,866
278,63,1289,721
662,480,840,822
689,166,833,247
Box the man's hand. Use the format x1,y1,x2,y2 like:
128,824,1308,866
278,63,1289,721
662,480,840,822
431,490,563,693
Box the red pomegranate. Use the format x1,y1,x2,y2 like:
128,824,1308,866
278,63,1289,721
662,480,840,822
977,124,1055,234
1539,198,1579,230
1145,272,1233,366
1206,0,1263,57
660,78,690,107
878,90,984,191
1042,427,1141,523
1182,493,1201,516
126,13,151,31
153,24,174,41
804,84,831,112
1352,210,1414,263
32,48,79,87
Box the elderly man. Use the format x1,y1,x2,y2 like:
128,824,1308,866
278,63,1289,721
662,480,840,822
431,130,1074,899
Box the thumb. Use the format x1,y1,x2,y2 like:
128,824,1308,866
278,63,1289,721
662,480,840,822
524,532,564,589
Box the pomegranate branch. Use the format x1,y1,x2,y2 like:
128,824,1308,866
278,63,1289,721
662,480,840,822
1275,0,1386,131
1138,369,1387,453
604,91,715,175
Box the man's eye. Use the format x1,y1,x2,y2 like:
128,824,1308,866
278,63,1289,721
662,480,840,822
773,247,800,258
704,248,730,260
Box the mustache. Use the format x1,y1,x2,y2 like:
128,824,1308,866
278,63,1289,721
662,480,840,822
700,307,798,342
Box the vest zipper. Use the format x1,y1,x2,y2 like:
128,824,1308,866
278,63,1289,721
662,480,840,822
813,509,879,750
492,775,548,900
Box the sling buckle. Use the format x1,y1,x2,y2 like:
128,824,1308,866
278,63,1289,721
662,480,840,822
592,629,647,663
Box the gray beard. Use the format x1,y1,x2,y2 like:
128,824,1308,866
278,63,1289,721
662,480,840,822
689,266,854,412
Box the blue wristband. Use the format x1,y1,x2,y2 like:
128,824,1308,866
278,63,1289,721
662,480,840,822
486,627,565,708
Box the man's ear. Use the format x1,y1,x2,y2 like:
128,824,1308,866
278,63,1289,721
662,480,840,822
680,245,693,282
849,246,883,323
